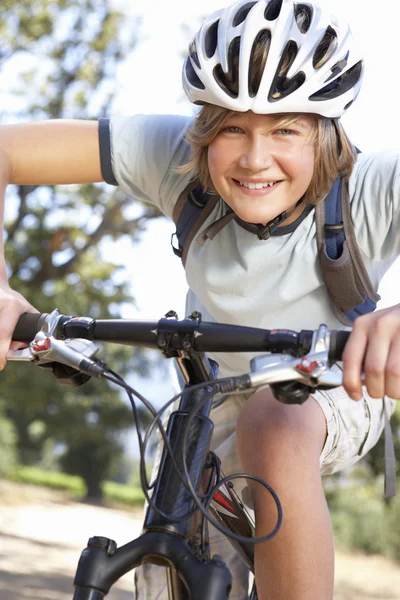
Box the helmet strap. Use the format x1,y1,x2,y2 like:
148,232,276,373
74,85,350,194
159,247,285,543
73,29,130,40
234,197,305,240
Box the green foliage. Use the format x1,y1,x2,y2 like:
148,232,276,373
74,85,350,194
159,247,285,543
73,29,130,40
56,386,135,498
0,0,163,500
0,402,17,476
9,464,85,495
326,477,400,560
0,0,134,120
328,481,386,555
9,465,145,507
103,480,145,508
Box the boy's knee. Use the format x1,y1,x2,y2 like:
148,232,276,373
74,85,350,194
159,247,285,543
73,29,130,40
236,388,327,460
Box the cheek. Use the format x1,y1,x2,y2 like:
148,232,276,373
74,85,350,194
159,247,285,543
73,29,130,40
207,145,218,179
207,142,228,189
290,146,315,189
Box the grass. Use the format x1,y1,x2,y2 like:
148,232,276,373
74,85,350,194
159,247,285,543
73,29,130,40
7,465,145,508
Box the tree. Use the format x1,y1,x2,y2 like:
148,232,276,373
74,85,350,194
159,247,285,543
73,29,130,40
0,401,16,477
0,0,164,499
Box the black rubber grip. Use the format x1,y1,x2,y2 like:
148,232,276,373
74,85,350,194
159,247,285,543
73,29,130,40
329,330,351,361
12,312,47,342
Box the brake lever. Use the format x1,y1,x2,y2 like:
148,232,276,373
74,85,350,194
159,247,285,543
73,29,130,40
6,347,34,361
248,324,340,390
7,333,101,370
249,352,337,388
7,308,64,362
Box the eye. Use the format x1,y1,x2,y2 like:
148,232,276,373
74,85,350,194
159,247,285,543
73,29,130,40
276,128,296,136
221,125,244,134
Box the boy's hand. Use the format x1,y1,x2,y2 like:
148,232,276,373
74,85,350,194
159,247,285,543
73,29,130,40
0,283,38,369
342,304,400,401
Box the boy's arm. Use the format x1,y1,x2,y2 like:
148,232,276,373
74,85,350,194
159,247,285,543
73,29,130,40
0,119,102,185
0,119,104,367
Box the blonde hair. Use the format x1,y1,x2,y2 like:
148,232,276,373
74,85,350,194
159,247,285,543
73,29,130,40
179,106,356,205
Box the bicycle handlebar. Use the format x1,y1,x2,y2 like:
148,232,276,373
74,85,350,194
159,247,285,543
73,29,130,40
12,311,350,362
9,310,353,598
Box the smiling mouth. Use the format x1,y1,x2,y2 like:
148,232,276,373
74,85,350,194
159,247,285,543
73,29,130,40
233,179,281,191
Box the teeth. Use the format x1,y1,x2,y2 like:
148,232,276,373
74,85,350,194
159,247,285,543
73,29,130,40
239,181,276,189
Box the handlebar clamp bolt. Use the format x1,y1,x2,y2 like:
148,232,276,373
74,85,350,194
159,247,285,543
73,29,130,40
165,310,178,319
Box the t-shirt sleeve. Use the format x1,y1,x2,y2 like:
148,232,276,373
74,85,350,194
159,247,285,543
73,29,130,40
349,151,400,261
98,114,195,220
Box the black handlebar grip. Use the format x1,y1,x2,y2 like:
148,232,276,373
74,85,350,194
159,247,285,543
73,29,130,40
12,312,47,342
329,330,351,361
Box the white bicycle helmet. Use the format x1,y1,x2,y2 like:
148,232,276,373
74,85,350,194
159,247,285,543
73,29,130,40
182,0,363,118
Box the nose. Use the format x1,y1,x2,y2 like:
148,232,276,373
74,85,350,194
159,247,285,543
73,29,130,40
238,134,275,171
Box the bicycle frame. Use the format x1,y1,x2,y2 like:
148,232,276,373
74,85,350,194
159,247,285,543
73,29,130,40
10,310,348,599
73,333,256,599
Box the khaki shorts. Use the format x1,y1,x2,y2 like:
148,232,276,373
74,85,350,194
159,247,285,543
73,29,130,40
134,384,396,599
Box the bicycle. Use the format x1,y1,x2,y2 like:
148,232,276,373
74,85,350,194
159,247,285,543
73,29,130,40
9,308,350,599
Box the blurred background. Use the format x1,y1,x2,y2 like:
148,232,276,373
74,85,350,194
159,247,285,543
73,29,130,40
0,0,400,597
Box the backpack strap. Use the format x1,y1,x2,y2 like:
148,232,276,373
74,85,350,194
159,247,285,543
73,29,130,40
171,180,219,267
317,179,395,498
315,177,380,326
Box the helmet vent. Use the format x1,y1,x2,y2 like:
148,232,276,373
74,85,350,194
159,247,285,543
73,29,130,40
268,40,306,100
248,29,271,97
264,0,283,21
323,53,349,83
293,3,313,34
309,61,363,101
233,2,257,27
313,26,338,69
185,58,205,90
213,37,241,98
189,40,201,69
205,20,220,58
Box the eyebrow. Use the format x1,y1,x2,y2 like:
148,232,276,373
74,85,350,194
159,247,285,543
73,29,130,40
224,114,313,130
295,118,312,130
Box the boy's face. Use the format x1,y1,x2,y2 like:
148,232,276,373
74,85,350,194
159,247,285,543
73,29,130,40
207,111,315,225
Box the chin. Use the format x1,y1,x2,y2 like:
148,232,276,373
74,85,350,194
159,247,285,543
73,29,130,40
234,210,272,225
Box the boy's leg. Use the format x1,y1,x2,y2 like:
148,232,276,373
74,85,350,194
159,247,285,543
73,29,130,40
236,388,333,600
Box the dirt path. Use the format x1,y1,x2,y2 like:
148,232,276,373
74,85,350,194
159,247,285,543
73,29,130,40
1,481,400,599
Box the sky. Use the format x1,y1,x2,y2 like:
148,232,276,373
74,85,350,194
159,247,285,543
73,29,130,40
108,0,400,321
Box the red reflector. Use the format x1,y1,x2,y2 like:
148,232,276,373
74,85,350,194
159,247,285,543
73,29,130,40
296,357,319,374
32,337,51,352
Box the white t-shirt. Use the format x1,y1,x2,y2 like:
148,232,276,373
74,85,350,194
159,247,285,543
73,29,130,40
101,114,400,377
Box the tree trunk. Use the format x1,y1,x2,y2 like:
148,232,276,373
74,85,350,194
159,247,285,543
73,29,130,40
84,476,104,503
